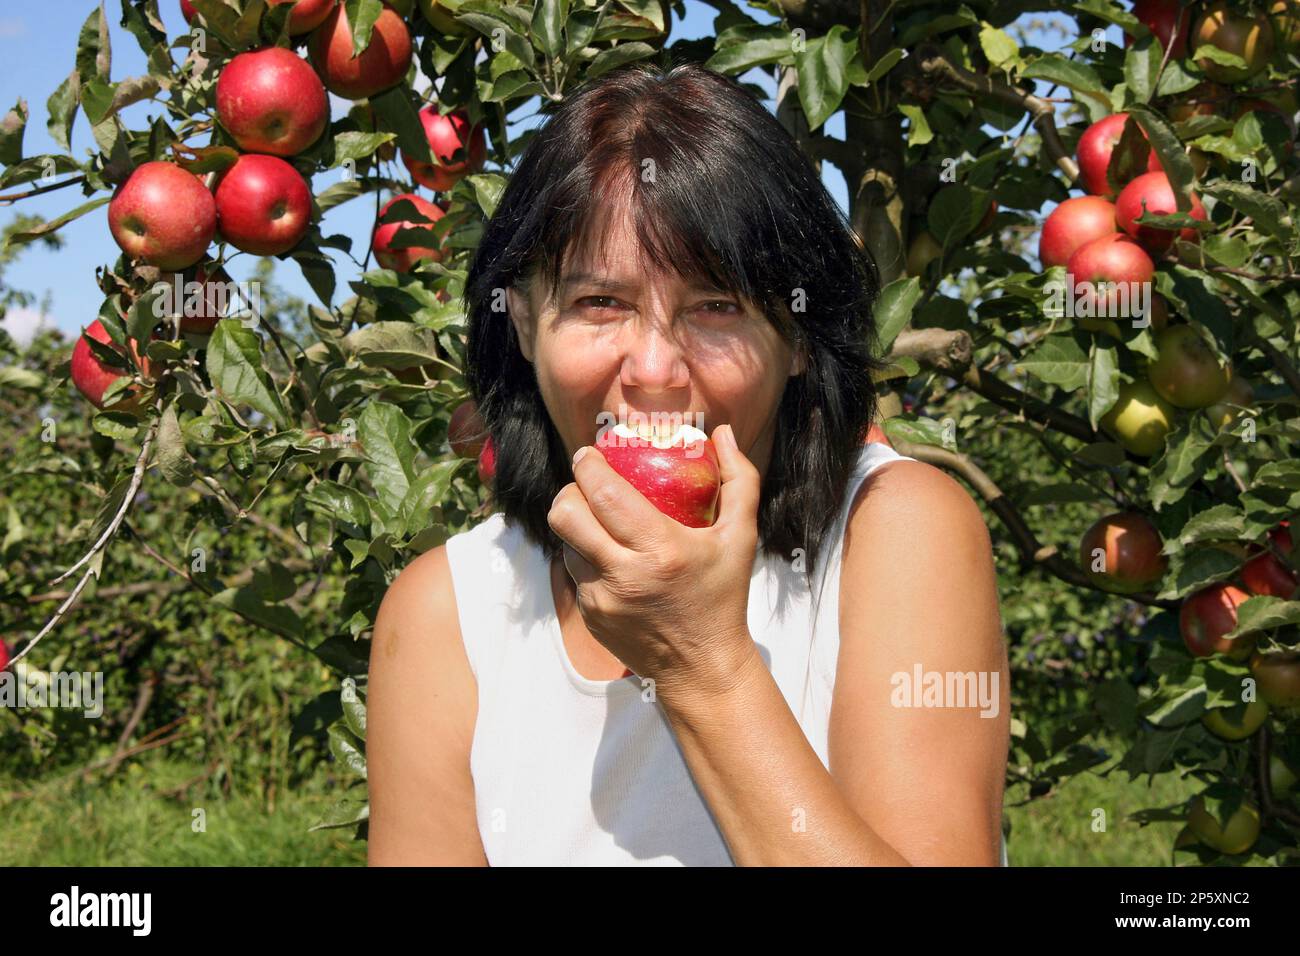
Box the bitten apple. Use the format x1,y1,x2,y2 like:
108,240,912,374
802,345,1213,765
596,422,721,528
108,161,216,270
403,106,487,193
216,47,328,157
373,194,446,272
308,2,411,100
214,154,312,257
70,319,151,410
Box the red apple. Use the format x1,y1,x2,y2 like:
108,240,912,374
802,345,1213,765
1079,512,1168,594
1180,583,1256,659
70,319,152,411
1193,1,1274,83
448,400,487,460
108,161,216,271
1241,525,1297,598
1125,0,1193,56
214,154,312,257
269,0,336,35
1039,195,1119,269
216,47,328,157
1250,651,1300,711
402,107,487,193
477,436,496,486
373,193,446,272
595,422,721,528
1167,82,1228,123
181,0,196,23
1147,324,1232,409
1076,113,1163,199
155,262,240,334
0,638,8,670
1115,171,1207,256
308,2,412,100
1067,233,1155,322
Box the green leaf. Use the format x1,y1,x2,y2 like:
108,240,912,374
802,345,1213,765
1018,334,1089,391
795,25,854,130
205,320,289,429
0,99,28,166
45,72,80,153
302,480,372,527
370,86,433,164
358,402,417,515
76,6,111,85
1086,341,1120,431
532,0,566,59
342,321,443,368
1227,597,1300,640
1122,36,1162,104
586,41,656,79
705,25,792,75
874,276,921,353
978,23,1019,70
1124,104,1194,209
329,131,396,168
1203,183,1292,244
310,796,369,830
341,678,367,738
898,103,933,147
1021,55,1107,107
466,172,506,217
4,197,110,250
345,0,385,56
156,405,195,486
212,584,304,639
398,461,458,535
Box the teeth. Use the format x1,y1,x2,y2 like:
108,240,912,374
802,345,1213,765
609,420,709,447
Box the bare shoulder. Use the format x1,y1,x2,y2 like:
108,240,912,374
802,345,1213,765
847,457,991,551
367,544,485,865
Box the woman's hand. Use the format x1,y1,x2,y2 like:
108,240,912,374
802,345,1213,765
547,423,762,697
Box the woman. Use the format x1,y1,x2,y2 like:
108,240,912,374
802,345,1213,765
367,63,1009,866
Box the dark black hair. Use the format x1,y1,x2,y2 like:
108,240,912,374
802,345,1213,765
463,61,884,574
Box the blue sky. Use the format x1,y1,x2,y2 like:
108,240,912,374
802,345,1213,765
0,2,1072,342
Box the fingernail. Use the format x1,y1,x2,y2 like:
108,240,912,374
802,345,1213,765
573,446,589,465
723,424,738,450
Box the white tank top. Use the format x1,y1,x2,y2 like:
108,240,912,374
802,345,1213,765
445,441,1009,865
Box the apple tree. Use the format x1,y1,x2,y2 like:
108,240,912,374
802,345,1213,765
1,0,1298,862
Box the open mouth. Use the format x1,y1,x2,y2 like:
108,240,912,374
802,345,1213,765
603,420,709,449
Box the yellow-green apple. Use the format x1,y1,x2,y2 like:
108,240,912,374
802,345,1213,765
1241,524,1297,598
595,422,721,528
1187,796,1260,854
1067,233,1155,327
108,161,216,270
70,319,152,411
308,2,411,99
269,0,336,34
1076,113,1163,199
1272,0,1300,54
1201,699,1269,740
1206,372,1255,430
1115,171,1208,256
1271,754,1300,798
1101,380,1176,456
1147,324,1232,408
1193,1,1274,83
906,231,942,277
419,0,470,35
402,106,486,193
214,154,312,256
1250,650,1300,711
216,47,328,157
1039,196,1119,269
1181,582,1256,658
448,400,487,459
1125,0,1193,56
1079,511,1168,594
373,193,446,272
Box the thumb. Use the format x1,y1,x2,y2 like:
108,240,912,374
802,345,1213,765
710,424,760,531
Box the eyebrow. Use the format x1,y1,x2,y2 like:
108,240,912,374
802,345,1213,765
560,271,734,296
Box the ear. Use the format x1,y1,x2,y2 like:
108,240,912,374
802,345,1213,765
506,285,536,363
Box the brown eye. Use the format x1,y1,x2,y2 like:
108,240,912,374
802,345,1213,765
578,296,619,310
699,300,740,315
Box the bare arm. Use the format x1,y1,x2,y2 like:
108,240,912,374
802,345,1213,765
657,460,1008,865
366,545,489,866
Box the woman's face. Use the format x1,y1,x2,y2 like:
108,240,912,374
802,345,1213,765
506,201,803,479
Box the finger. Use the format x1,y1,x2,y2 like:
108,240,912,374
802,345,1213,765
547,482,620,571
571,444,667,550
561,542,599,589
711,423,761,534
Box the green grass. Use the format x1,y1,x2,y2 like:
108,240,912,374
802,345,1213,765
1004,764,1203,866
0,752,1249,866
0,758,367,867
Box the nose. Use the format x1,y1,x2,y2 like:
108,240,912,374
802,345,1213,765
618,317,689,394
